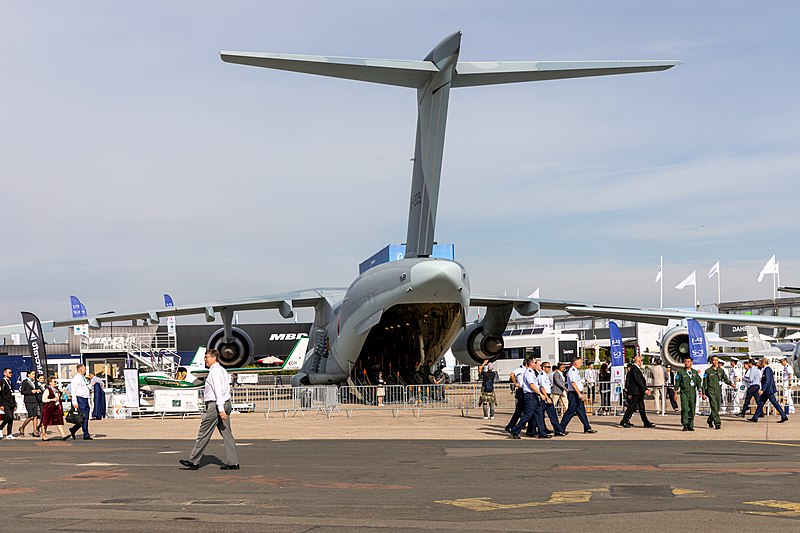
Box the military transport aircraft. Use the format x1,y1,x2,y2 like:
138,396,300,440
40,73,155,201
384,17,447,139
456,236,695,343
54,32,800,382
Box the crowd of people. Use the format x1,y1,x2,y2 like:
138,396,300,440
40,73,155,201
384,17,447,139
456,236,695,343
503,356,597,439
0,364,104,442
498,353,794,438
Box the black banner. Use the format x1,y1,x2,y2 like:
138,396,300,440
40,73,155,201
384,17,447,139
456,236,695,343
21,312,49,380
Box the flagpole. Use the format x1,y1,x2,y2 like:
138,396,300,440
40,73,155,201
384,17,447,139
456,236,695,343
694,280,697,310
660,256,663,309
773,271,777,300
717,263,721,306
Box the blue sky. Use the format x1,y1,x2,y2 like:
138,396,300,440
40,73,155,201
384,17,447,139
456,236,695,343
1,1,799,326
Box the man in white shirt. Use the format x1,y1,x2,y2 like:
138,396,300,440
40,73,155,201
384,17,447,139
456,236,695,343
508,359,549,439
538,362,567,436
724,359,739,413
559,357,597,434
504,362,527,433
780,358,795,414
69,364,92,440
584,363,597,407
181,349,239,470
737,359,761,417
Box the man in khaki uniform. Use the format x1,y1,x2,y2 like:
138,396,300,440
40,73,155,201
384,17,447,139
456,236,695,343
651,358,667,415
675,355,702,431
702,355,731,430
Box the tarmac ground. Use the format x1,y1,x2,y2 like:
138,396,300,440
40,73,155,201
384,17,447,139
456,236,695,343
1,409,799,532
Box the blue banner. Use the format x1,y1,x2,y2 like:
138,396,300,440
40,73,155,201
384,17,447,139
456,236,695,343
687,319,708,366
164,294,174,307
70,296,87,318
609,321,625,367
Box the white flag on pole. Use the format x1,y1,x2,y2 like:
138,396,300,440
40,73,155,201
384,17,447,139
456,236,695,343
675,271,696,290
654,266,663,283
757,255,777,282
528,287,540,299
707,261,719,279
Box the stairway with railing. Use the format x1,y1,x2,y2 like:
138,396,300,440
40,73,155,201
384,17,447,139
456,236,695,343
80,331,181,374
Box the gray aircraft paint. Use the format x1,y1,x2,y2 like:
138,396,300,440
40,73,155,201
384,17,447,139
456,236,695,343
55,34,689,385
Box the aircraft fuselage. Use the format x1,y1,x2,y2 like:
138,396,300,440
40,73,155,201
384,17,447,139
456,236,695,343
297,258,469,384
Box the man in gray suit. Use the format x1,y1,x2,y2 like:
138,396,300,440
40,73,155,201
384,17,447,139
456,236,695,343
180,349,239,470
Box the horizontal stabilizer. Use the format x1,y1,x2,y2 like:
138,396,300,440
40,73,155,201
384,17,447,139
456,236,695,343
220,52,436,88
452,60,678,87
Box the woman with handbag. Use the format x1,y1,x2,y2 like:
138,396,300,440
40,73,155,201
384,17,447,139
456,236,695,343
41,376,68,441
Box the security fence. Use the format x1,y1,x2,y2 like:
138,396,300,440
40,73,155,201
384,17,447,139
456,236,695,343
166,380,798,419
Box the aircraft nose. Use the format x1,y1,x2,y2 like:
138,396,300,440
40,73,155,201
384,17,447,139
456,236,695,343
409,260,464,293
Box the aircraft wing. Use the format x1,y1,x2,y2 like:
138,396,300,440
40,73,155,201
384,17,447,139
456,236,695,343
53,288,347,328
0,320,55,336
779,286,800,295
563,305,800,328
192,366,286,375
469,295,595,316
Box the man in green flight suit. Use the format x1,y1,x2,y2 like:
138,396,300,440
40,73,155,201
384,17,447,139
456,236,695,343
675,355,703,431
702,354,732,430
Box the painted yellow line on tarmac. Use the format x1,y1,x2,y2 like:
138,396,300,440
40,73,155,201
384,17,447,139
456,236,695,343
739,441,800,448
436,488,607,512
743,500,800,517
672,488,707,496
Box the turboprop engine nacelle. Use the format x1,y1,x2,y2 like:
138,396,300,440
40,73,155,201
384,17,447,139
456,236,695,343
660,326,690,369
452,323,504,366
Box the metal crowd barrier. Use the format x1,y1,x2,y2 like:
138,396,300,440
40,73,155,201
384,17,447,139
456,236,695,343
217,380,798,419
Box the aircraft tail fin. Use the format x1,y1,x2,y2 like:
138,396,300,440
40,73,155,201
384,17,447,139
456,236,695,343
283,335,310,371
189,346,206,368
222,33,677,259
220,52,436,88
746,326,772,353
452,60,677,87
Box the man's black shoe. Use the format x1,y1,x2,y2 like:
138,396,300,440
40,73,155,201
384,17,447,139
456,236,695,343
682,426,689,431
688,427,695,431
747,418,758,423
584,429,597,434
537,434,552,439
504,427,511,433
179,459,199,470
83,436,93,440
553,432,567,437
777,418,788,423
708,422,714,428
545,429,554,434
509,433,521,440
220,464,240,470
714,426,721,430
620,422,632,428
644,423,657,428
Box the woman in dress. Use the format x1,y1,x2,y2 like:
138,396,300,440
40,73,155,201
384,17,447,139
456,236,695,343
90,372,106,420
41,376,68,441
376,372,386,406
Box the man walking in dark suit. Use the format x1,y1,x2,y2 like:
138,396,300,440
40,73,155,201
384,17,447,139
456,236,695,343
620,354,656,428
0,368,18,439
749,358,789,423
